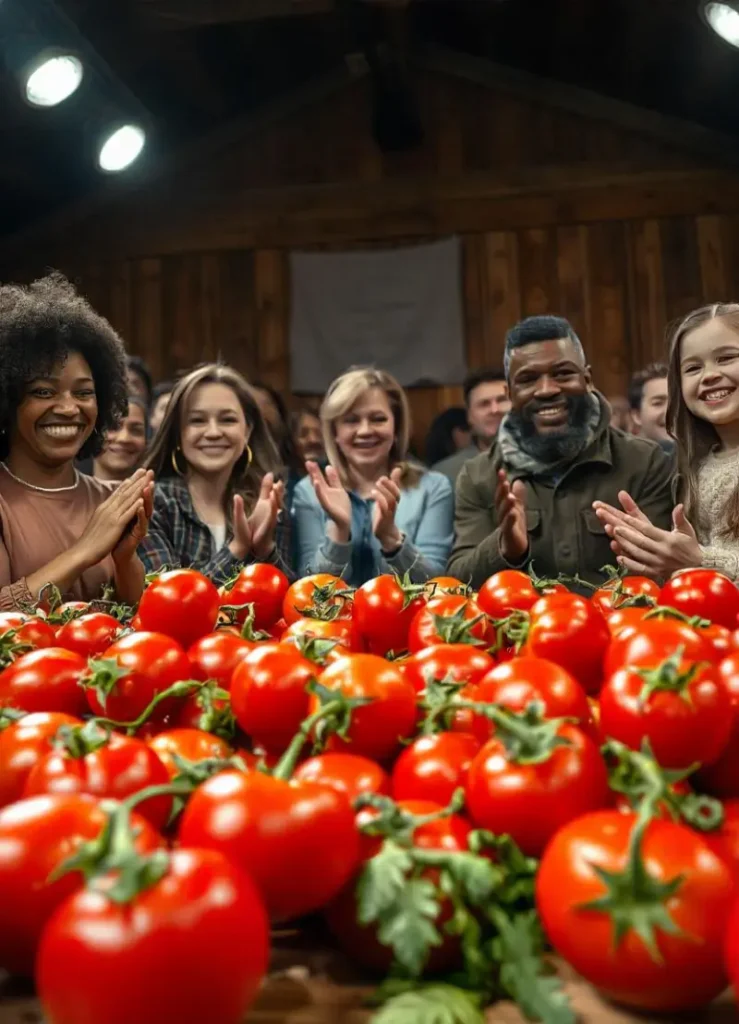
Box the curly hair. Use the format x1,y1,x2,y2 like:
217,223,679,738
0,272,129,461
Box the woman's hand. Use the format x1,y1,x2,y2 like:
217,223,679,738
113,480,154,564
595,492,702,576
306,461,352,543
76,470,154,569
371,467,404,552
230,474,285,562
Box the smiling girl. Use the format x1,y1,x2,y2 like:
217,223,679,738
0,274,153,609
292,367,453,585
92,395,148,481
595,303,739,579
138,364,292,581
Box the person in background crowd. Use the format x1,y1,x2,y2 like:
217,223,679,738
126,355,153,405
292,407,324,465
292,366,453,585
149,379,174,435
433,369,510,484
628,363,673,452
448,315,673,588
92,395,148,481
425,407,471,467
0,274,152,609
607,394,632,433
139,364,292,582
595,303,739,580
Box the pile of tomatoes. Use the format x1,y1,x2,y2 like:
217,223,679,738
2,563,739,1023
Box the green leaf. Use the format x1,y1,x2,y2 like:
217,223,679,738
358,841,414,924
370,985,483,1024
375,876,442,977
443,852,500,904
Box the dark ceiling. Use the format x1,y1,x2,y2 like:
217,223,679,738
1,0,738,239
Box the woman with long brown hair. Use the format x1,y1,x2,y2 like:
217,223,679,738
138,364,291,581
594,303,739,579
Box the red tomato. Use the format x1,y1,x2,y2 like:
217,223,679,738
178,769,360,921
698,622,735,662
599,658,732,770
526,593,610,696
660,568,739,630
696,653,739,797
0,611,55,659
466,656,593,744
282,574,351,626
187,632,254,690
0,648,88,716
400,644,494,695
37,847,269,1024
55,613,122,659
408,594,494,653
604,617,714,677
221,562,289,631
281,616,360,656
704,799,739,876
0,711,82,808
0,794,163,977
592,575,660,616
537,812,733,1011
23,727,172,830
465,721,609,856
311,654,418,763
391,731,480,805
425,575,468,596
148,728,233,780
230,644,316,756
293,752,391,802
174,686,233,737
352,575,426,656
138,569,220,648
83,632,192,726
477,569,564,619
606,604,652,638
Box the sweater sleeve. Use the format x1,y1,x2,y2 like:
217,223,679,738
292,481,351,579
700,545,739,581
447,463,520,587
381,474,454,582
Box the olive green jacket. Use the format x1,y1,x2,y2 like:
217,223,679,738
447,419,674,588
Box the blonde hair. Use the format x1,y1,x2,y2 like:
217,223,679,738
667,303,739,538
320,366,424,488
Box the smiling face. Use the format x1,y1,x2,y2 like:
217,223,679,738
467,380,510,444
12,351,98,468
295,411,324,462
508,337,592,434
333,386,395,479
634,376,669,443
680,318,739,434
180,382,251,478
95,402,147,480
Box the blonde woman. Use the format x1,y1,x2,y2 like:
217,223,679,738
292,367,453,585
139,364,292,582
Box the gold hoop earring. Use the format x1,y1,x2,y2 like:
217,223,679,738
244,444,253,468
171,448,185,476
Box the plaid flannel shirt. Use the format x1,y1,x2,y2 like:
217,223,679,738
138,477,294,583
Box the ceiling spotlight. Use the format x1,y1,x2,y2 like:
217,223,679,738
701,1,739,48
25,53,84,108
98,124,146,172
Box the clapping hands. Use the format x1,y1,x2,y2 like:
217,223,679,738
593,490,702,576
231,473,284,561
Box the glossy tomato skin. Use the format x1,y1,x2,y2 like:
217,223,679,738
0,794,163,977
230,643,315,755
55,613,121,659
282,574,351,625
606,605,652,638
138,569,220,648
526,594,610,696
84,632,192,725
660,568,739,630
399,644,494,696
148,728,233,779
37,847,269,1024
0,711,82,808
352,575,426,656
187,632,254,690
0,648,88,716
704,799,739,876
408,595,493,653
293,752,391,801
465,723,609,856
280,616,361,656
697,653,739,797
604,618,713,677
311,654,418,763
391,731,480,805
599,661,732,769
537,812,733,1011
222,562,289,630
178,769,360,921
477,570,564,619
592,576,660,617
0,612,55,652
23,732,172,830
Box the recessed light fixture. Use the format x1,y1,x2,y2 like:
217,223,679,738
25,53,84,108
701,1,739,48
98,124,146,172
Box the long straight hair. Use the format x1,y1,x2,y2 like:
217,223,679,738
667,303,739,537
144,363,281,516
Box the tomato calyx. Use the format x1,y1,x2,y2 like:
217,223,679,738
635,648,706,705
284,633,343,666
354,789,466,844
0,706,26,731
0,629,33,669
527,563,563,595
456,700,574,766
643,606,711,628
218,603,271,641
489,611,530,656
296,581,354,621
429,607,488,647
52,719,112,758
181,680,237,741
94,679,208,735
392,571,429,611
419,675,467,734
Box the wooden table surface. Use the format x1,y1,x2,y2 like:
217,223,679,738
0,929,735,1023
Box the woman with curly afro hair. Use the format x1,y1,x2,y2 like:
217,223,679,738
0,273,154,609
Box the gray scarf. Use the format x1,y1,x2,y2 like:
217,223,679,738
498,391,603,478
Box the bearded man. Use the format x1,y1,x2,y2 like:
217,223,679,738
447,315,673,587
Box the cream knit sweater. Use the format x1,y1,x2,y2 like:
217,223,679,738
695,448,739,580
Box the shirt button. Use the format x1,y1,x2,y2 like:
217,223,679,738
560,544,571,557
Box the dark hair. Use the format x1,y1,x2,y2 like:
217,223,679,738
126,355,152,402
0,272,129,462
151,379,174,403
628,363,668,412
425,407,469,464
289,406,320,433
462,369,505,405
124,393,150,436
504,316,585,376
252,381,302,475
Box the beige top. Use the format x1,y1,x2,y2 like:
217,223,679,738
0,467,117,610
695,447,739,580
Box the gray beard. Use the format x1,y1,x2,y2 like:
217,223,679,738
505,392,596,465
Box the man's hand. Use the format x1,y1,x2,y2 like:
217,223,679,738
495,469,528,563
